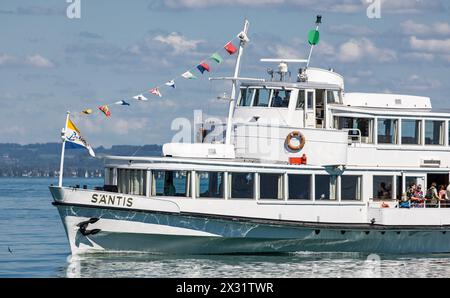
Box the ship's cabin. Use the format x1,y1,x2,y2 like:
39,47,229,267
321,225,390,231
233,67,344,130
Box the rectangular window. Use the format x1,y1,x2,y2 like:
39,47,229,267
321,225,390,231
307,91,314,109
377,118,398,144
401,119,421,145
152,170,190,197
196,172,224,198
335,116,374,144
341,175,362,201
315,175,337,200
259,173,284,199
104,167,116,186
270,90,291,108
252,88,271,107
296,90,305,109
373,175,393,199
425,120,444,145
238,87,253,106
327,90,340,104
396,175,402,200
117,169,146,196
230,172,254,199
288,174,311,200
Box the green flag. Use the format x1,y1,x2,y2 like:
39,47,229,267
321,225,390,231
211,53,223,64
308,29,320,45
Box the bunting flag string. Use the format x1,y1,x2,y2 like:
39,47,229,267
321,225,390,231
196,62,210,74
115,100,130,106
74,32,242,118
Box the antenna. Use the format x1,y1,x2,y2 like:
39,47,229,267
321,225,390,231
260,59,307,81
306,15,322,68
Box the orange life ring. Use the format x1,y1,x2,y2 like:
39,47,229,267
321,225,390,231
381,202,389,208
285,131,306,151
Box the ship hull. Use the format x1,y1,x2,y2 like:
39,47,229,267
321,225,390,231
54,202,450,255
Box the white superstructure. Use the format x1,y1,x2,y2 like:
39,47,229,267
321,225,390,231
50,18,450,255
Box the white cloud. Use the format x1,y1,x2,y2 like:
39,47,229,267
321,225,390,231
380,0,444,14
400,74,442,91
0,53,16,65
112,118,149,135
26,54,54,68
403,52,435,62
401,20,450,36
337,38,396,63
410,36,450,53
153,32,204,54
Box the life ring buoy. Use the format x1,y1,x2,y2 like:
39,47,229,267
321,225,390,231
285,131,306,151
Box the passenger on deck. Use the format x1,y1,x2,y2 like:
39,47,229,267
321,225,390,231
411,184,424,208
426,182,440,207
438,185,448,207
271,91,283,107
377,182,391,199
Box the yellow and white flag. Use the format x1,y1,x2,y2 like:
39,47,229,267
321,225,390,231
64,118,95,157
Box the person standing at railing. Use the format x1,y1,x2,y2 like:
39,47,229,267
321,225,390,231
426,183,440,207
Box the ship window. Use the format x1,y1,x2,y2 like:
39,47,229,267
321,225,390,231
296,90,305,109
230,172,254,199
401,119,421,145
373,175,393,200
238,87,254,106
270,90,291,108
341,175,362,201
377,118,398,144
425,120,444,145
253,88,271,107
327,90,340,104
335,117,373,144
117,169,146,196
448,121,450,145
196,171,224,199
307,91,314,109
288,174,311,200
104,167,116,186
259,173,284,200
152,170,191,197
315,175,337,200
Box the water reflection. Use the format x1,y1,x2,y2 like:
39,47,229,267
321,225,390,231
62,252,450,278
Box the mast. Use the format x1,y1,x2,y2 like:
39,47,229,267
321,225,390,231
225,19,250,145
58,111,70,187
306,15,322,68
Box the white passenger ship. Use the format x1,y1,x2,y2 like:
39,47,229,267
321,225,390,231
50,19,450,255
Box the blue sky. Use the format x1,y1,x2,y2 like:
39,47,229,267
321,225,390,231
0,0,449,146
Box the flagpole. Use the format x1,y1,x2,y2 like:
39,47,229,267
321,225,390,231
58,111,70,187
225,19,249,145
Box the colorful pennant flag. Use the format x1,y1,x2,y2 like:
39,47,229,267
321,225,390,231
133,94,148,101
115,100,130,106
224,42,237,55
65,118,96,157
196,62,210,74
149,87,162,97
98,105,111,117
182,71,197,80
211,53,223,64
165,80,176,88
81,109,93,115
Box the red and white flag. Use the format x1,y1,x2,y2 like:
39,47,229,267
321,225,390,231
149,87,162,97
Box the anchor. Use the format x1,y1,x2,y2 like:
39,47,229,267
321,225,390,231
77,218,101,236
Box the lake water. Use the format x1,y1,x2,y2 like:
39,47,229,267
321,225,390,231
1,177,450,278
